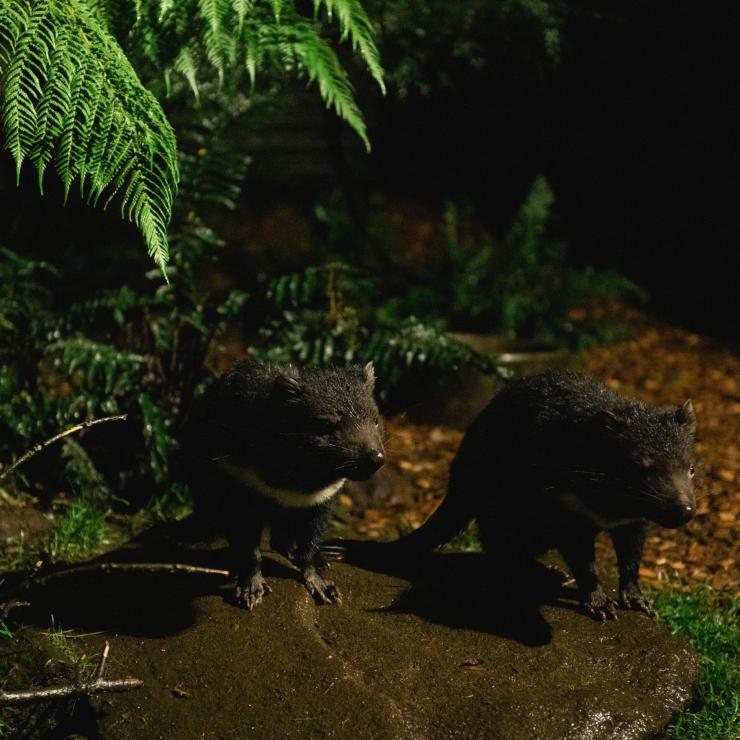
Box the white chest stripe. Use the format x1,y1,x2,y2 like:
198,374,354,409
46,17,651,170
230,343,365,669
556,492,640,530
215,460,346,508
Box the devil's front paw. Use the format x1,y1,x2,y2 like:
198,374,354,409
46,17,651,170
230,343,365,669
235,573,272,611
303,567,341,605
583,586,619,621
619,585,655,617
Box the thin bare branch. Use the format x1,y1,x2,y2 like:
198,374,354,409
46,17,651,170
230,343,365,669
94,640,110,681
0,677,143,705
0,415,128,482
0,641,142,706
30,562,231,589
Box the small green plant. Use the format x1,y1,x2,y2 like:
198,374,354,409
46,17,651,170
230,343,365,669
0,621,13,640
441,522,482,553
370,178,646,348
47,616,75,662
41,500,108,564
652,588,739,739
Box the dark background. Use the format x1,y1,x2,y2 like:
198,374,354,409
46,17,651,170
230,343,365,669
1,0,737,344
362,1,738,344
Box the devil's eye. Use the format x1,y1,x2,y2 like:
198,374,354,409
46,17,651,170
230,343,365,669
689,464,696,478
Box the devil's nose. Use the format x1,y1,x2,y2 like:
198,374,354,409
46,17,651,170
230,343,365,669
368,450,385,469
680,503,696,522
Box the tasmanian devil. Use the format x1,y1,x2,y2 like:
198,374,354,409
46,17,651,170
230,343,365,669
183,358,385,610
332,371,697,620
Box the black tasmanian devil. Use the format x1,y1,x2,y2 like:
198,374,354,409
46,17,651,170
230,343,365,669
331,371,697,620
183,359,385,609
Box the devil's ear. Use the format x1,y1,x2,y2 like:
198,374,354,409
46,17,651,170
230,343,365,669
272,369,302,402
675,399,696,432
363,361,376,391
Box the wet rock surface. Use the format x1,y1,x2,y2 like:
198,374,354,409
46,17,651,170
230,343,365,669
15,541,700,739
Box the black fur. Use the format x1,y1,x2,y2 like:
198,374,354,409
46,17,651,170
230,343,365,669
339,371,697,620
182,358,384,609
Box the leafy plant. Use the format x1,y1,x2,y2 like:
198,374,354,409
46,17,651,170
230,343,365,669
35,439,111,562
366,0,562,98
0,249,247,515
370,177,647,348
256,262,504,407
0,0,384,271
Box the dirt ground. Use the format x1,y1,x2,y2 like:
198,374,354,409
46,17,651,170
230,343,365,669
338,308,739,594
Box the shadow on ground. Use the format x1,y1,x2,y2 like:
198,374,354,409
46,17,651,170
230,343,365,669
3,533,701,739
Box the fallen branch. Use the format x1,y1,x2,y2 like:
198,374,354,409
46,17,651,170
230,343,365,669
0,415,128,482
0,678,143,705
0,641,142,706
28,562,231,590
1,563,230,620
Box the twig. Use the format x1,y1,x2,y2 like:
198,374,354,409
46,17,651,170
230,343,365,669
28,562,230,590
94,640,110,681
0,415,128,482
0,678,143,705
1,563,230,619
0,641,142,706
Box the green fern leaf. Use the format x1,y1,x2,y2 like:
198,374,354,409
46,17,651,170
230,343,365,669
313,0,384,93
277,8,370,149
0,0,179,273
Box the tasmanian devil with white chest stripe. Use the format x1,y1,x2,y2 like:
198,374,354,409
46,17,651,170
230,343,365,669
330,371,697,620
183,358,384,609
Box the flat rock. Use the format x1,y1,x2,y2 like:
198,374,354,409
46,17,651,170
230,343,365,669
16,544,700,739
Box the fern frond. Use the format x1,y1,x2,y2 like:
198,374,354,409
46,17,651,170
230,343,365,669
0,0,179,273
274,7,370,149
313,0,384,93
51,337,147,399
137,0,380,149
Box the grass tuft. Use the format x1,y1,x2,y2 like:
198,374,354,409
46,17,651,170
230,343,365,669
651,587,739,739
42,499,108,562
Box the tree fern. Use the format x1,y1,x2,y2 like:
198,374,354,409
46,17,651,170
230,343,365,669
141,0,383,150
1,0,382,270
0,0,179,274
279,8,371,149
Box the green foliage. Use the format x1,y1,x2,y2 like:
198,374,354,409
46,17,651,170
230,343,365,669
440,522,481,553
0,0,179,273
42,500,108,562
0,0,383,270
652,588,739,739
0,242,247,522
0,50,261,526
482,176,646,346
368,0,561,97
372,177,647,349
257,262,503,405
